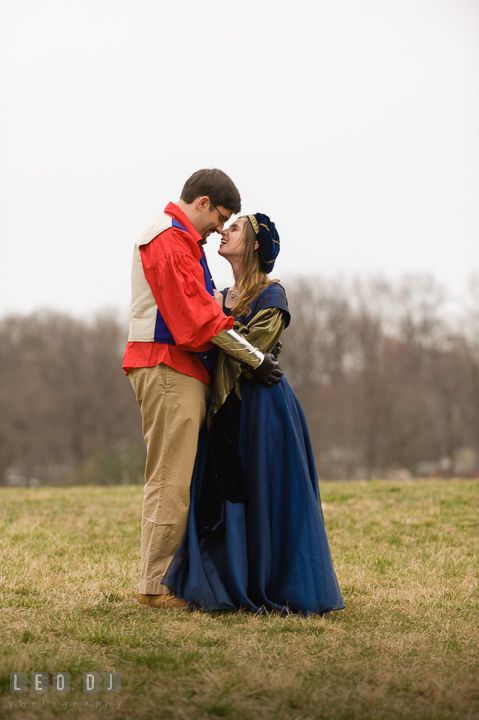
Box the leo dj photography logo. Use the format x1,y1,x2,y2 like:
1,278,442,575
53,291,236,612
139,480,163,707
8,673,122,711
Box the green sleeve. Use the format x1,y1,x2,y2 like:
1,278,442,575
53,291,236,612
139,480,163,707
213,307,286,417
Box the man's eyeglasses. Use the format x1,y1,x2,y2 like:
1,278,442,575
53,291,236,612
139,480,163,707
209,201,228,226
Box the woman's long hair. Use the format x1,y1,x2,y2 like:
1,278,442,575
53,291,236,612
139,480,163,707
231,217,279,319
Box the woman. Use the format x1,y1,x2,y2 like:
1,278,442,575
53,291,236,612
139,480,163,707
163,213,344,615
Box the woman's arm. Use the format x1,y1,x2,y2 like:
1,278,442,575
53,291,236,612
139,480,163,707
233,307,285,354
232,307,286,379
213,306,287,415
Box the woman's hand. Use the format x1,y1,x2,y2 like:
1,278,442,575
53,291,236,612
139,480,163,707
214,289,224,309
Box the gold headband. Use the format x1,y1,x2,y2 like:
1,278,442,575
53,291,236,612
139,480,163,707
247,214,259,234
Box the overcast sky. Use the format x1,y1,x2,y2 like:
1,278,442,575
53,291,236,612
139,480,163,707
1,0,478,318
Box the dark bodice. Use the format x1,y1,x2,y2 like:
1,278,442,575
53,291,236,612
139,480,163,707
220,284,291,327
220,289,233,316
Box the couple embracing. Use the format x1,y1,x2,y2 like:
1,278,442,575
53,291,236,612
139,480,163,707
123,169,344,615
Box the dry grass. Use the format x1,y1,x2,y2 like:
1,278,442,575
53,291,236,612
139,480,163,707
0,480,478,720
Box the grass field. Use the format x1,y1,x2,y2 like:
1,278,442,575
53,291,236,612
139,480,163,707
0,480,478,720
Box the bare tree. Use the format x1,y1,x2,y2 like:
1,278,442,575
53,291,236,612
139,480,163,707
0,311,142,484
1,274,477,483
281,274,477,478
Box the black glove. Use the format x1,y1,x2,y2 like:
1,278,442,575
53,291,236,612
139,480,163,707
272,340,282,359
252,352,284,387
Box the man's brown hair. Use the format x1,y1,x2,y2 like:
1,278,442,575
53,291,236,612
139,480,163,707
180,169,241,214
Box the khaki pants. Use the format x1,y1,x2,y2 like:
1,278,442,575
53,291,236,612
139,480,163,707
129,363,209,595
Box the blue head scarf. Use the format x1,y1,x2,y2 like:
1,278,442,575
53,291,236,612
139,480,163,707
247,213,280,273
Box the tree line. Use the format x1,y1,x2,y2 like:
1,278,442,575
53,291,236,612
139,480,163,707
0,311,143,486
280,275,479,478
1,275,478,485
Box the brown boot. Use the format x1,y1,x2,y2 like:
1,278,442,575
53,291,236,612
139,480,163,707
137,593,189,610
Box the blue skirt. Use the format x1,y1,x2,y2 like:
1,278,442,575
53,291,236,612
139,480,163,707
163,377,345,616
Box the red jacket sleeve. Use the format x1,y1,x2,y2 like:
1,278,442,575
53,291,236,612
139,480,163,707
140,243,234,350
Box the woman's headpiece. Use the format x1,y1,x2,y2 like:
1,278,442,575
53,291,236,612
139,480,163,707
247,213,280,273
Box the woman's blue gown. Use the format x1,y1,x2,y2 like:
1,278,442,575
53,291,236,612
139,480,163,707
163,286,344,616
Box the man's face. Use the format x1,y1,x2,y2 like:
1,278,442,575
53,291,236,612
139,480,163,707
199,201,233,241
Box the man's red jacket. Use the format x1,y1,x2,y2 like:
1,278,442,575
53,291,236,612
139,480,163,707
122,202,234,386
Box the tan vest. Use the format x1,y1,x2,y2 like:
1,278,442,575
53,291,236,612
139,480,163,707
127,213,173,342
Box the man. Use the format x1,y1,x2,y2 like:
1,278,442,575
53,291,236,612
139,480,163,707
123,169,281,609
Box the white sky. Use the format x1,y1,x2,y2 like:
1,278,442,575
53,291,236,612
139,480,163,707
1,0,478,317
